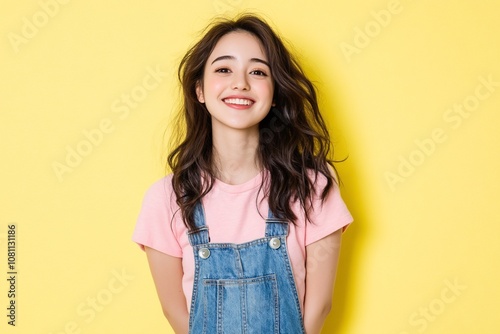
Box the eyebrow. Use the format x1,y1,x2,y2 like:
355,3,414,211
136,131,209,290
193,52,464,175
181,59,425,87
210,55,270,67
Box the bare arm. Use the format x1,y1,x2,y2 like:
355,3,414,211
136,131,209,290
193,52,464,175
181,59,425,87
145,246,189,334
303,229,342,334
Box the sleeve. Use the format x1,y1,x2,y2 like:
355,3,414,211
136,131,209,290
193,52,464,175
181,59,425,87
131,177,183,258
304,173,353,246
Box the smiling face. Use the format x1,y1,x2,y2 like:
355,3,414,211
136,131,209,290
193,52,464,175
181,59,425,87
196,31,274,136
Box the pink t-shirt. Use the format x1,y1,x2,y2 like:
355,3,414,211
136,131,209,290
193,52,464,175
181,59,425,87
132,170,353,313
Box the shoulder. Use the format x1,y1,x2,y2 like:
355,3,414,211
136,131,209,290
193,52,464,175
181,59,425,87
142,174,175,202
305,166,337,195
133,173,184,256
300,167,352,241
138,174,180,218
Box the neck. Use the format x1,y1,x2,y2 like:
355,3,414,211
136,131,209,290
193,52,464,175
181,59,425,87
212,127,261,185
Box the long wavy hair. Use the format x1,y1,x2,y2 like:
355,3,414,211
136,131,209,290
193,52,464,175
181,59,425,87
168,14,338,231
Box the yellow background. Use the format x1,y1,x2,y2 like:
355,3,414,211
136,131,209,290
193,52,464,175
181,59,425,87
1,0,499,333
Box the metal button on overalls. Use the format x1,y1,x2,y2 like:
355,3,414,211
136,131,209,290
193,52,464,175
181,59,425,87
198,248,210,259
269,237,281,249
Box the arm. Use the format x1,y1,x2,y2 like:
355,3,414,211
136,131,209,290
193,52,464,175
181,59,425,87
303,229,342,334
145,246,189,334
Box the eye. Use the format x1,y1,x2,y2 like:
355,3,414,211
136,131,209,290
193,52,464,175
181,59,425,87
250,70,268,76
215,67,231,73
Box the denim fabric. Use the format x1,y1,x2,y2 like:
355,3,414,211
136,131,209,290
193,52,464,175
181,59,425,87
188,203,305,334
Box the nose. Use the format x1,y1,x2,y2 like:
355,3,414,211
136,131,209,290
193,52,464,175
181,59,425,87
231,72,249,91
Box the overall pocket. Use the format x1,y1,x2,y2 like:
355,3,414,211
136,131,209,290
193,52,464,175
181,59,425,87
202,274,279,334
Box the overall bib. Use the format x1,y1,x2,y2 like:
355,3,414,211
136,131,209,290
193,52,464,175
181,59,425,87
187,203,306,334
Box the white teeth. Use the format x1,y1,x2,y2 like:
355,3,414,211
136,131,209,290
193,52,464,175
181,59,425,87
224,98,253,105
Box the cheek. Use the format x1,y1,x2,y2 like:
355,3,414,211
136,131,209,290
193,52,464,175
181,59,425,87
256,81,274,101
204,77,225,95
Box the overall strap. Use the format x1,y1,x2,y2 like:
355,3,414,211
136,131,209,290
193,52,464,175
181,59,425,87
265,209,289,237
187,202,210,246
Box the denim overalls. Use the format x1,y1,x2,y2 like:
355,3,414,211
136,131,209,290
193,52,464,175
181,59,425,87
187,203,305,334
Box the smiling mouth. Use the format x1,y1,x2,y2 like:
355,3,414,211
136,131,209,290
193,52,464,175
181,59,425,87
223,98,254,106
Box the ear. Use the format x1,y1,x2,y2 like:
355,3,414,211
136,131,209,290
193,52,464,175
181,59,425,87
195,81,205,103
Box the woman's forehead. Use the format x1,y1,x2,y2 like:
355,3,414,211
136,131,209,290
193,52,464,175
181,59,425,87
208,31,268,63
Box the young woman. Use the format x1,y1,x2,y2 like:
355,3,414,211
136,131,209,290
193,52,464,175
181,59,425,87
133,14,352,334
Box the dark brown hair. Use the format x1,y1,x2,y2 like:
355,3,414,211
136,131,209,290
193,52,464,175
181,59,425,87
168,13,337,230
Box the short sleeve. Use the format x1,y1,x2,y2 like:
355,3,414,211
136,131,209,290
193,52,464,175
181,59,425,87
132,177,183,258
304,173,353,246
